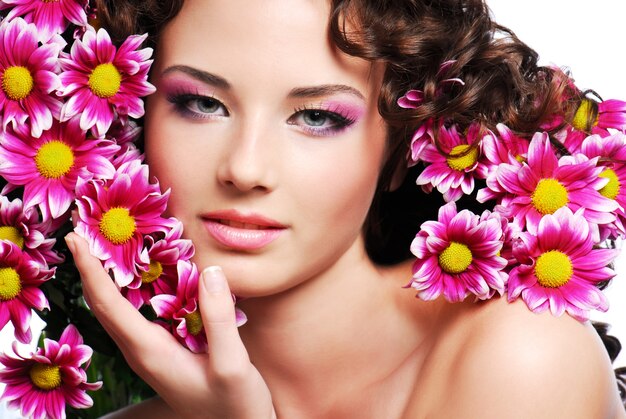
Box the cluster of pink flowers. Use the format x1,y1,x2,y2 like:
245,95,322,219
0,1,243,417
0,324,101,419
401,77,626,321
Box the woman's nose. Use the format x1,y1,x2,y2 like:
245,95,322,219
216,122,277,193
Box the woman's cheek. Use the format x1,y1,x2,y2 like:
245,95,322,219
290,134,383,232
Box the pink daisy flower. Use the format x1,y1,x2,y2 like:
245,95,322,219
482,123,529,171
0,324,102,419
508,207,617,321
74,160,173,287
477,123,530,204
579,132,626,240
58,28,155,137
408,202,508,302
571,97,626,134
151,261,247,353
0,118,119,219
0,17,62,138
0,194,63,267
480,208,520,269
492,132,618,236
1,0,88,42
123,220,195,309
0,241,53,344
558,97,626,155
150,260,208,353
415,122,488,202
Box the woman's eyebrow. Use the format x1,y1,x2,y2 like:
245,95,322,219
160,66,364,100
161,65,230,89
289,85,365,100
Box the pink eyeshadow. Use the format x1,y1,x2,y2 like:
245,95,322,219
322,100,366,122
158,76,209,95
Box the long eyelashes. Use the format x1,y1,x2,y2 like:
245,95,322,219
165,91,358,136
166,91,228,120
289,105,357,136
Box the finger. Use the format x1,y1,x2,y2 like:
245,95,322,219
65,232,171,354
198,266,249,370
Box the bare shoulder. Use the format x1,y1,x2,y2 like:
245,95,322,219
424,297,625,419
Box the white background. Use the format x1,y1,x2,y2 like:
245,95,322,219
1,1,626,417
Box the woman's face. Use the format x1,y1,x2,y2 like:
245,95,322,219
145,0,387,297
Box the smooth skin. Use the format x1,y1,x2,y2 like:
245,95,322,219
67,0,626,417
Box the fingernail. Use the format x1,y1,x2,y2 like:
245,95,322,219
64,234,76,253
202,266,226,293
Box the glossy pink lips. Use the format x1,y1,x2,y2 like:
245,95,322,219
201,210,286,250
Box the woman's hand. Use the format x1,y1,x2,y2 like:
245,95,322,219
65,232,275,419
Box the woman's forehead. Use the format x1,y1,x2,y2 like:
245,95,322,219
153,0,379,96
159,0,329,54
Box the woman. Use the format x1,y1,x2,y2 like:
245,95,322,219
64,0,626,417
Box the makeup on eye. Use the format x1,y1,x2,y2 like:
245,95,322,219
166,92,228,119
159,70,365,134
165,91,362,134
287,104,360,136
158,74,227,119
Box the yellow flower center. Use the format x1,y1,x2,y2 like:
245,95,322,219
515,155,526,163
0,226,24,249
438,242,473,274
29,363,62,391
88,63,122,98
2,66,34,100
0,267,22,301
572,98,599,132
531,178,568,215
141,260,163,284
598,168,620,200
99,207,136,245
185,311,203,336
446,145,479,171
35,140,75,179
534,250,573,288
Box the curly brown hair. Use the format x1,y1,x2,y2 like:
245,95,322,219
94,0,577,263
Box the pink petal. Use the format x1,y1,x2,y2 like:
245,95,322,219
95,28,116,63
150,294,178,319
61,0,88,26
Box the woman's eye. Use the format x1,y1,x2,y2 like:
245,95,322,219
288,109,355,136
195,98,221,114
302,110,329,126
167,94,228,119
